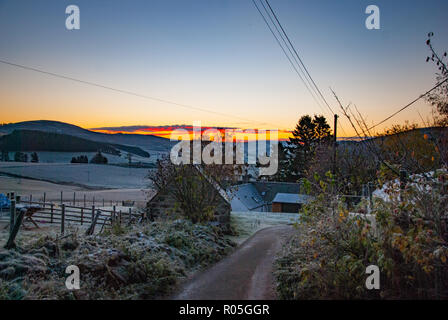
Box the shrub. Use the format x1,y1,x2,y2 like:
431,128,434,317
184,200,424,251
90,152,108,164
275,170,448,299
30,152,39,163
13,152,27,162
71,155,88,163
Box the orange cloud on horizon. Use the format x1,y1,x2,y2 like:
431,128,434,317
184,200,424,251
91,126,293,141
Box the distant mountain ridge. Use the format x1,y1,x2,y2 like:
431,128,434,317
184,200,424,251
0,129,152,157
0,120,174,152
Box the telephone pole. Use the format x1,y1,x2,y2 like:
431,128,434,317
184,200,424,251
332,114,338,176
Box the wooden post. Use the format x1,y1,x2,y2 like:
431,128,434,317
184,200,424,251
86,209,101,236
73,192,76,206
129,208,132,223
29,194,32,204
119,210,122,224
92,205,95,223
61,204,66,235
93,196,95,206
43,192,46,209
50,203,54,224
112,205,116,223
81,208,84,225
332,114,338,176
9,200,16,235
4,208,25,249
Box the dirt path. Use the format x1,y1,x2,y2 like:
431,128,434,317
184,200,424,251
173,225,294,300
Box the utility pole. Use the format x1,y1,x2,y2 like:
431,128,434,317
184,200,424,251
332,114,338,176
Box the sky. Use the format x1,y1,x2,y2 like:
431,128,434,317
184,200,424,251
0,0,448,138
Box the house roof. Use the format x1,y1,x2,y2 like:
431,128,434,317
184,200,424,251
272,193,312,204
229,183,266,211
252,181,302,203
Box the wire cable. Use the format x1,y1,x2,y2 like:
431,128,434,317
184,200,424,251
367,78,448,131
251,0,331,119
0,58,280,129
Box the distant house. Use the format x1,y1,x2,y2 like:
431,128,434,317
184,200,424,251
271,193,312,213
229,181,312,213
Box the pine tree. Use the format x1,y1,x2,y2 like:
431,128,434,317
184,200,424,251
283,115,332,181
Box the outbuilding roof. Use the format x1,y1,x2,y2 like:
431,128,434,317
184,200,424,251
272,193,312,204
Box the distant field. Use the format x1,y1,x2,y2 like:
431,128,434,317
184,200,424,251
0,175,152,209
5,151,163,164
0,162,151,189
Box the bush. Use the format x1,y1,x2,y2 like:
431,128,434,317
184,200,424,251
13,152,27,162
71,155,88,163
2,220,235,300
275,170,448,299
30,152,39,163
90,152,108,164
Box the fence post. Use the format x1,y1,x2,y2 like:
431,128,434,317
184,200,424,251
50,203,54,224
112,205,116,223
81,208,84,225
73,192,76,206
43,192,46,209
9,199,16,235
119,210,122,224
129,208,132,222
86,209,101,236
29,194,32,204
61,204,65,235
93,196,95,206
92,205,95,223
5,207,25,250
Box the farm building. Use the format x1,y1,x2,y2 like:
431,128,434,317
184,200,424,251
271,193,312,213
229,181,312,213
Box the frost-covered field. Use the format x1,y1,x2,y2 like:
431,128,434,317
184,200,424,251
0,162,151,189
5,151,163,164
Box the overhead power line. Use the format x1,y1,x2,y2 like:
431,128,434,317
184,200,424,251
257,0,329,117
0,58,280,129
253,0,348,137
264,0,335,116
250,0,330,119
367,78,448,131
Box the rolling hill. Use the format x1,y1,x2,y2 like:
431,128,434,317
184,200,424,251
0,120,174,152
0,129,151,157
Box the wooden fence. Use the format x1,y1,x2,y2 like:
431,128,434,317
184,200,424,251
2,200,141,233
2,194,143,249
22,200,139,230
20,191,139,208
